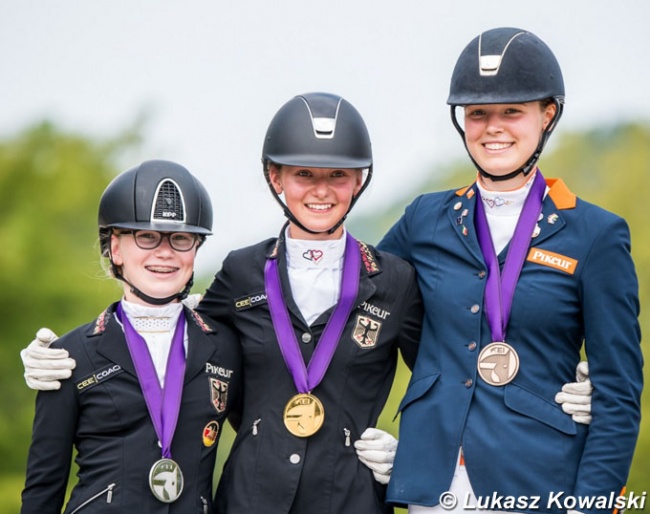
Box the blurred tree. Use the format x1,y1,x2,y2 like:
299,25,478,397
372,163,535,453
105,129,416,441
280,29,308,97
357,122,650,497
0,121,141,513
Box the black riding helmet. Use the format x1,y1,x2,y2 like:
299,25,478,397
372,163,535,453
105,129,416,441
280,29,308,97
447,27,565,181
262,92,373,235
99,159,213,305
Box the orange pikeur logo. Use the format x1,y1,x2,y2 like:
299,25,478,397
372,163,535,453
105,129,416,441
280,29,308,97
527,248,578,274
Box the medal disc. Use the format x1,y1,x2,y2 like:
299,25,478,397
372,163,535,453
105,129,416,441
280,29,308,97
149,458,184,503
283,393,325,437
477,342,519,386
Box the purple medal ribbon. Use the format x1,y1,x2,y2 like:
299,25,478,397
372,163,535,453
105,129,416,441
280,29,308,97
264,232,360,393
116,302,186,459
475,172,546,342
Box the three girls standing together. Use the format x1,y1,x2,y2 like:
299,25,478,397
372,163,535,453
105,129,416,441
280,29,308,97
21,26,641,514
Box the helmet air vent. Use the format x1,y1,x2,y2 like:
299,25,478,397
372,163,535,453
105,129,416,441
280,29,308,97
312,117,336,139
479,55,502,77
300,94,341,140
151,179,186,224
478,30,524,77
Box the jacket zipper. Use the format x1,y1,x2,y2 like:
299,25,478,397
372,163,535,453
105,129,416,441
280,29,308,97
344,428,351,447
252,418,261,436
69,483,115,513
201,495,208,514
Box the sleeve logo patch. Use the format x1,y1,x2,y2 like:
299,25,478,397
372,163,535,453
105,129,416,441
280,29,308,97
527,248,578,275
76,364,123,392
234,292,267,311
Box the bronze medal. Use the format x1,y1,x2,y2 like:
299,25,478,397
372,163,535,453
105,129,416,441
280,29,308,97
477,342,519,386
149,458,184,503
283,393,325,437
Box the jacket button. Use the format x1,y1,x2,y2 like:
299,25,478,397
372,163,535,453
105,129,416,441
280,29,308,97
465,379,473,388
290,454,301,464
468,342,477,351
478,270,487,279
470,304,480,314
301,332,312,344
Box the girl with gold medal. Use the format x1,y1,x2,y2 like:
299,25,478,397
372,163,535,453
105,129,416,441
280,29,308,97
20,94,424,513
202,92,424,513
20,93,595,513
200,92,593,513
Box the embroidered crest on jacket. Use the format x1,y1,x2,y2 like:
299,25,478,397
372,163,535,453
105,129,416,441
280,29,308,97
188,309,213,333
357,240,380,274
209,378,229,414
92,309,111,335
351,314,382,348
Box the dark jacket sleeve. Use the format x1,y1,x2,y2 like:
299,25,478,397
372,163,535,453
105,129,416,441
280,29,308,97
21,338,79,514
394,260,423,370
377,200,425,370
197,253,245,426
377,195,423,262
197,253,237,325
574,214,643,502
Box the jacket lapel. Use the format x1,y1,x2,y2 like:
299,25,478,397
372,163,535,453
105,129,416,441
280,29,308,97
183,308,218,384
354,239,379,307
449,183,485,265
92,303,219,384
92,306,137,378
451,177,577,262
310,238,380,366
529,177,575,246
269,234,307,325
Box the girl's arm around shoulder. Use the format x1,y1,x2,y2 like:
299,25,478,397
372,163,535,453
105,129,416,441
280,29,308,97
378,189,458,261
371,248,423,370
392,258,423,370
22,327,83,514
209,320,244,430
198,238,276,324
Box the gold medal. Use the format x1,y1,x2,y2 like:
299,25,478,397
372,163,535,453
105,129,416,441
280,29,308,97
149,458,184,503
477,342,519,386
283,393,325,437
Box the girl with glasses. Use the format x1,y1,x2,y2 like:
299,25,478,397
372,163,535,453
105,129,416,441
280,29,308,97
21,160,241,514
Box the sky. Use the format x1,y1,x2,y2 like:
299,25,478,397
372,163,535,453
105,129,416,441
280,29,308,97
2,1,650,276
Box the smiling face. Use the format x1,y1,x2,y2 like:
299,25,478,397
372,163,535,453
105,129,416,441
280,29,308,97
463,101,557,189
268,165,363,240
110,231,196,305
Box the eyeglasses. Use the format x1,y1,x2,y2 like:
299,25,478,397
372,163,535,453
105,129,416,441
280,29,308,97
118,230,199,252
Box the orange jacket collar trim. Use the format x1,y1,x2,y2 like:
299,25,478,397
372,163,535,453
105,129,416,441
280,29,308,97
455,177,577,210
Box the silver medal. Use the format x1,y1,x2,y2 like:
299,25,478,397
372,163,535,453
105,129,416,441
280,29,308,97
149,458,184,503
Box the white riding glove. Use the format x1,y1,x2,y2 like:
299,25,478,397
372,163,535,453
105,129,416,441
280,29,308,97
354,427,397,484
555,361,592,424
21,328,75,391
20,294,203,392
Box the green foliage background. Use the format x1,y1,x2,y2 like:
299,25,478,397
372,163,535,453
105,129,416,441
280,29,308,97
1,121,647,512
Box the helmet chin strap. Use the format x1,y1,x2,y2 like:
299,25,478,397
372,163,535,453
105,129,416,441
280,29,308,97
109,260,193,306
450,100,563,182
475,146,541,182
263,165,373,236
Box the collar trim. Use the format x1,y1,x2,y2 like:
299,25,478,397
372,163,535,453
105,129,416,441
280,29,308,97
455,177,576,210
